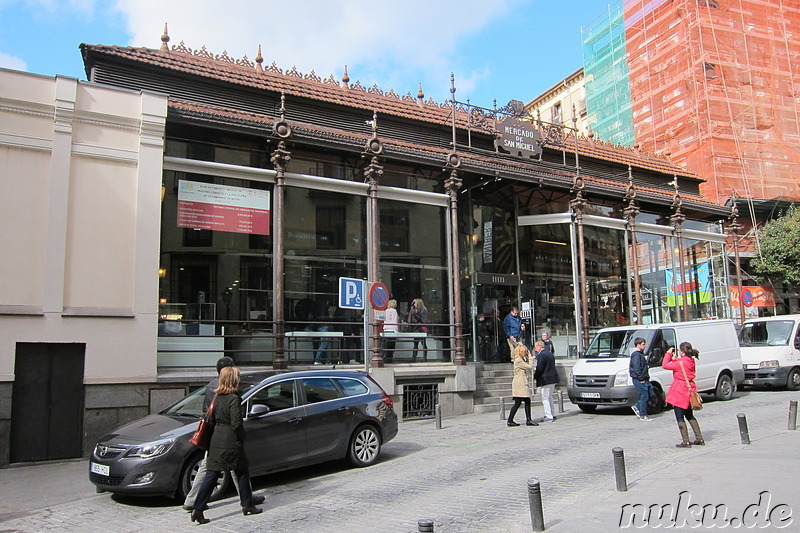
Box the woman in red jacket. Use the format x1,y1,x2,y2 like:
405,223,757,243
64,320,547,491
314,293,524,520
662,342,705,447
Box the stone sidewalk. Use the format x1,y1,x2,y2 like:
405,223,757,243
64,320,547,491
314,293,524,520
0,389,798,531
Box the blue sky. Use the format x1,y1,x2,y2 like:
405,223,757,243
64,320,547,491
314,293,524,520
0,0,614,109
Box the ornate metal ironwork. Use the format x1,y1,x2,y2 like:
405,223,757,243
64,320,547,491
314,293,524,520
403,384,438,420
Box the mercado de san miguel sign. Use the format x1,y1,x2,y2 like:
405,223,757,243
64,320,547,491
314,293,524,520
495,117,543,158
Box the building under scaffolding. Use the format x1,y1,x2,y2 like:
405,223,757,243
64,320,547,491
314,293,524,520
583,0,800,205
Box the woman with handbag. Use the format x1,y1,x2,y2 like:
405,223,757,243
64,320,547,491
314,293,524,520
507,344,539,427
662,342,705,448
191,366,262,524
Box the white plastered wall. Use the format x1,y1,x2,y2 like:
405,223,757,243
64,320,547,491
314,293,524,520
0,68,167,385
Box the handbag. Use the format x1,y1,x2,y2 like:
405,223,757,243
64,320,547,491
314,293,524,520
678,360,703,410
189,394,217,449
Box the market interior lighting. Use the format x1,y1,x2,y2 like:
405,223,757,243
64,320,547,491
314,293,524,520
535,239,568,246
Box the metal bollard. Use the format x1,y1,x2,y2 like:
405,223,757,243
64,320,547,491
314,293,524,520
612,447,628,492
500,397,507,421
558,389,565,413
789,401,798,431
418,518,434,532
435,404,442,430
737,413,750,444
527,477,545,532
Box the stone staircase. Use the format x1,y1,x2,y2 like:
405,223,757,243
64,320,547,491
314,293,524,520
473,365,515,414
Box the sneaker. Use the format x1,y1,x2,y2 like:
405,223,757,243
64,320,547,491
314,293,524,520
639,416,654,422
631,405,640,417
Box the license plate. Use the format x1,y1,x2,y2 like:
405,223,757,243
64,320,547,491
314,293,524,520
743,379,754,385
90,462,110,476
580,392,601,398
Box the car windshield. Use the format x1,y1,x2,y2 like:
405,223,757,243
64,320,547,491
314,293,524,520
161,381,259,417
583,329,654,358
163,386,208,416
739,320,794,347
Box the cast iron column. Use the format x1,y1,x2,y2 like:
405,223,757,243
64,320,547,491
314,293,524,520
623,167,643,324
570,176,590,350
445,154,465,366
728,192,745,326
270,95,292,369
670,179,690,322
363,112,385,368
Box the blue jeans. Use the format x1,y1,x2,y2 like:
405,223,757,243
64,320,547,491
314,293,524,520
633,380,653,417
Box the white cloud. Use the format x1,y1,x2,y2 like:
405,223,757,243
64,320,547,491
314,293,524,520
0,51,27,71
112,0,514,102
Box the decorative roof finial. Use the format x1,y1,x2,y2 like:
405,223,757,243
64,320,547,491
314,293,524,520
160,23,170,52
587,125,594,139
450,73,456,102
255,45,263,72
417,82,425,105
342,65,350,88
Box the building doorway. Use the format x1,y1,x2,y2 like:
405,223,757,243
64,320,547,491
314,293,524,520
10,343,85,463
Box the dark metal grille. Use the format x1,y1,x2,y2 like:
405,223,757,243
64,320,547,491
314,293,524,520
89,472,125,486
574,375,611,388
402,384,438,420
94,445,124,459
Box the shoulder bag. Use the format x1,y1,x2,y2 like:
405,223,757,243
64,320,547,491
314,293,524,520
189,394,217,449
678,360,703,410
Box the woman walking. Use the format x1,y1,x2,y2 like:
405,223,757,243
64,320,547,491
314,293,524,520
380,299,399,363
191,366,262,524
662,341,705,448
507,344,539,427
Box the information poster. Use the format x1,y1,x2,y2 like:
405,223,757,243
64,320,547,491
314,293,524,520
177,180,270,235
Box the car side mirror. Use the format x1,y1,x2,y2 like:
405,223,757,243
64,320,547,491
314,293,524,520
795,336,800,350
248,404,270,418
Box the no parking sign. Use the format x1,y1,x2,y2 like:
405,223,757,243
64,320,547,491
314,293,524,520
369,281,389,311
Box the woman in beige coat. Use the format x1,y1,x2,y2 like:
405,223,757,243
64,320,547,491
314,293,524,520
507,344,539,427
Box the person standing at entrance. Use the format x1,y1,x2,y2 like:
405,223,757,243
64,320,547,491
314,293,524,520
503,307,524,356
541,331,555,355
507,344,538,427
629,337,654,421
381,299,399,362
408,298,428,362
533,340,559,422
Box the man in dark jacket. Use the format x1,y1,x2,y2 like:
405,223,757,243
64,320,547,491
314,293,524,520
533,340,559,421
629,337,654,421
503,307,524,355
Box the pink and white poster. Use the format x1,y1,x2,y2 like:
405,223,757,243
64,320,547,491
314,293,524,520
177,180,270,235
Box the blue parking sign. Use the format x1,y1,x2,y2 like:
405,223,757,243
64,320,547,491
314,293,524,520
339,277,365,309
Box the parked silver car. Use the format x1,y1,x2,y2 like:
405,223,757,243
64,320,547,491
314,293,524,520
89,369,398,500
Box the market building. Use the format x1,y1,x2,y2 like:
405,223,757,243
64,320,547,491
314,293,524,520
0,29,735,464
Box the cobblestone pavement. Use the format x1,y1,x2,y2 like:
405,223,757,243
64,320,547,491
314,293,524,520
1,388,798,532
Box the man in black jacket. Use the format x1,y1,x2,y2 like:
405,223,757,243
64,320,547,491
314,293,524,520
533,340,559,422
629,338,654,421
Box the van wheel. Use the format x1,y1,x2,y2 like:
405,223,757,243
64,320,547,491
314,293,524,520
178,453,229,502
714,374,734,401
578,404,597,413
647,386,665,414
787,368,800,391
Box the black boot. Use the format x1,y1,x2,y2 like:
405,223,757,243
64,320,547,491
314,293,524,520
190,509,210,524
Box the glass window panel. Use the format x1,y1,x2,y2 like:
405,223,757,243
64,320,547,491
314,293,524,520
301,378,341,404
249,381,297,413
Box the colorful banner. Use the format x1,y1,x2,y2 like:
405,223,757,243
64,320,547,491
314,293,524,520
665,262,711,306
177,180,270,235
730,286,776,308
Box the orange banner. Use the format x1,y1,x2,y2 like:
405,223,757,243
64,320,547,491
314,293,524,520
730,286,776,308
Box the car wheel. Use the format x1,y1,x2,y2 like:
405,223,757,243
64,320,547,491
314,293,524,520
179,453,230,502
647,386,665,414
578,404,597,413
714,374,734,401
347,425,381,467
787,368,800,391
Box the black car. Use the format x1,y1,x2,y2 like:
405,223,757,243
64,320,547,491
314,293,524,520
89,369,398,500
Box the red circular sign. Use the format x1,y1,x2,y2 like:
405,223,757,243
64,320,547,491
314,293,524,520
369,282,390,311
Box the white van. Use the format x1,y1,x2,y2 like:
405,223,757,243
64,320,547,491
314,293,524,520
738,314,800,391
567,320,744,413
